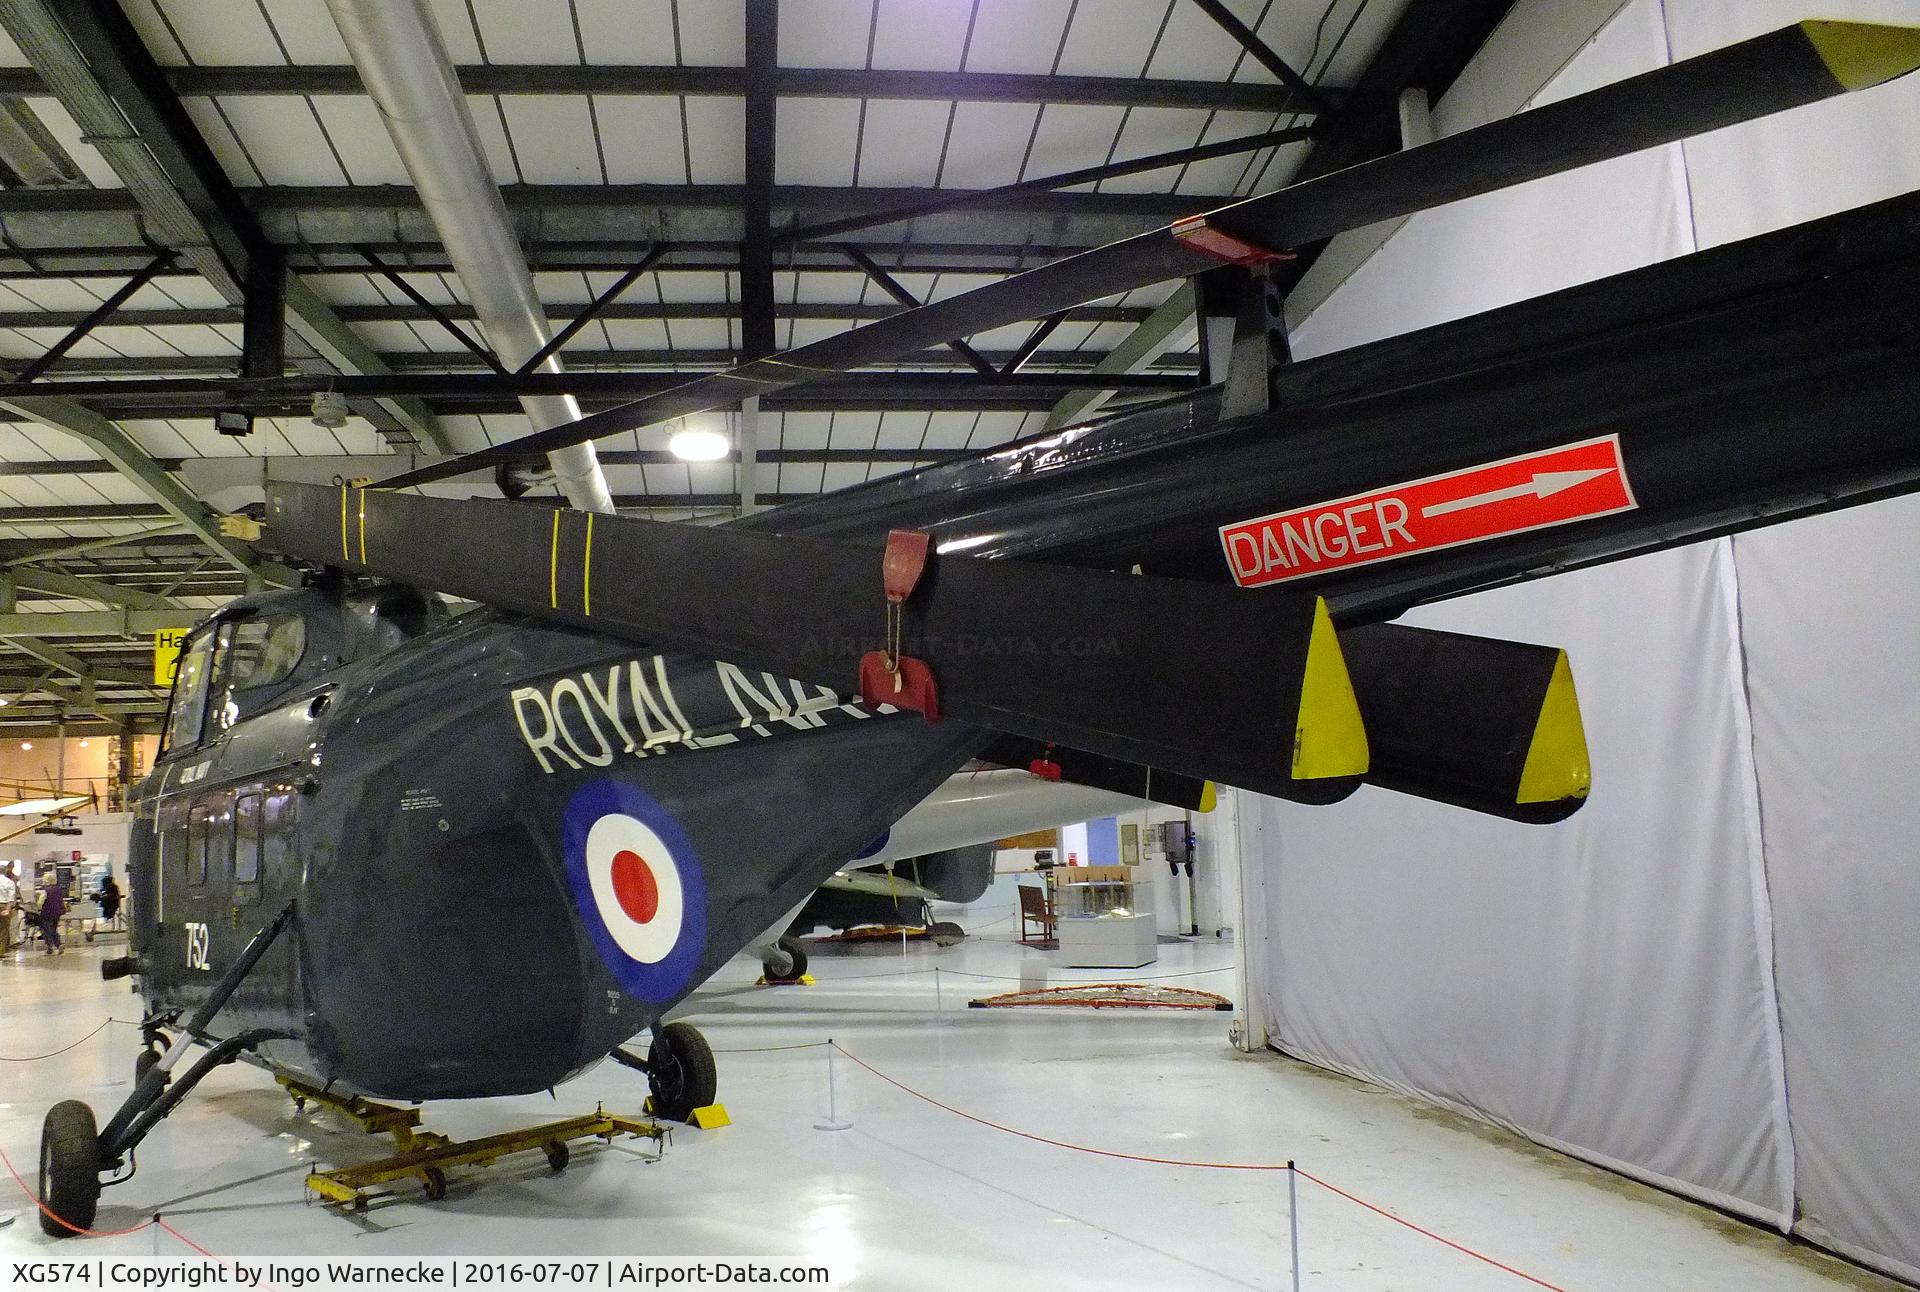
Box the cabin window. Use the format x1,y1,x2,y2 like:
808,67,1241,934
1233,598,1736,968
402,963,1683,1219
262,791,295,878
208,797,233,880
234,792,261,888
162,628,217,753
187,803,212,886
225,616,306,691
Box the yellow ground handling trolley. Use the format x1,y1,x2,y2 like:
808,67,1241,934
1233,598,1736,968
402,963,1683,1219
279,1076,670,1208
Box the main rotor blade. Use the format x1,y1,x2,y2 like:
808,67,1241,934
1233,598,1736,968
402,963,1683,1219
256,481,1370,805
379,21,1920,493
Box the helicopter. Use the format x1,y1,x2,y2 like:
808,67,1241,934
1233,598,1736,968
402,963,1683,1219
30,19,1920,1238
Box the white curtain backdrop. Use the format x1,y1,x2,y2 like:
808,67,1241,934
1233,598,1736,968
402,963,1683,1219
1252,0,1920,1280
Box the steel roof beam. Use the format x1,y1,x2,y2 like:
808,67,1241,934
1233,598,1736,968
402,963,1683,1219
0,302,1154,330
2,0,446,453
9,566,173,611
0,63,1313,112
1041,289,1199,431
1187,0,1334,115
0,389,272,578
0,610,203,636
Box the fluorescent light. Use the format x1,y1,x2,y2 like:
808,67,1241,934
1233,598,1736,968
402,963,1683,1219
668,427,730,462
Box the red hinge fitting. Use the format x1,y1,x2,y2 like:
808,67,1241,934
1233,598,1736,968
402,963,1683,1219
1172,214,1295,268
858,529,941,721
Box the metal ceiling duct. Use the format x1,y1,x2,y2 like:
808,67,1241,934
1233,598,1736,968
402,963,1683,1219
322,0,614,513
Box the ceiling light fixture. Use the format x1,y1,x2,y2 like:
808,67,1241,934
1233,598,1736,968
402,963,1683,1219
668,427,730,462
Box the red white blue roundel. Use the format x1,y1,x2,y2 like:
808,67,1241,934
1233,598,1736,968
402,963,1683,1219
563,780,706,1003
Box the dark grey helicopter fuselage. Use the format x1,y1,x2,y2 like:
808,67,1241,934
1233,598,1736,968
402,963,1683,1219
127,584,980,1100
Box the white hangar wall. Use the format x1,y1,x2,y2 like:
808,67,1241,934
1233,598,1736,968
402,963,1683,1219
1242,0,1920,1281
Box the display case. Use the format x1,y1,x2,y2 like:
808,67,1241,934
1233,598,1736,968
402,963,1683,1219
1051,865,1157,968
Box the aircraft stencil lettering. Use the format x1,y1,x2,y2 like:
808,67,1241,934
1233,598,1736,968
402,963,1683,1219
184,921,210,972
510,654,881,774
1220,436,1637,588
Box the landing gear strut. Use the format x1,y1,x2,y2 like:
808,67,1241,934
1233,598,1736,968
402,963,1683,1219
37,906,294,1238
610,1021,718,1124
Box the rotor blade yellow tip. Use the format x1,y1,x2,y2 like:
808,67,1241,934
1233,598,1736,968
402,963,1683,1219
1801,21,1920,92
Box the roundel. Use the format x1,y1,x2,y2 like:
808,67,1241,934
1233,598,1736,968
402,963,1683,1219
562,780,707,1003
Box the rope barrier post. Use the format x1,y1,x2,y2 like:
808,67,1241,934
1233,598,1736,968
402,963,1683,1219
1288,1161,1302,1292
933,966,942,1013
814,1039,852,1132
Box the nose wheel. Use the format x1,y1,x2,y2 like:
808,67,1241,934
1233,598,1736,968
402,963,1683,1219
37,1101,101,1236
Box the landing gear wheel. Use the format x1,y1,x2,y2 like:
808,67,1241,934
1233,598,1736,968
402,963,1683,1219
928,921,965,947
542,1139,570,1173
764,936,808,984
646,1022,717,1123
38,1101,100,1237
421,1168,447,1202
134,1046,163,1086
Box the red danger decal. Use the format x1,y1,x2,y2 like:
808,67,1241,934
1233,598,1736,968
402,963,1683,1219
1220,435,1637,588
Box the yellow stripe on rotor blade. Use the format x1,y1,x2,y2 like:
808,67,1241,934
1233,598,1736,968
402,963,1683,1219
339,486,349,562
357,490,366,564
583,513,594,616
1801,21,1920,92
549,510,561,609
1197,781,1218,813
1291,598,1369,781
1516,650,1591,805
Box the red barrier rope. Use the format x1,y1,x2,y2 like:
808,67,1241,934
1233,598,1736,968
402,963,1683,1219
830,1042,1577,1292
0,1140,155,1237
832,1042,1289,1170
1293,1167,1573,1292
0,1018,116,1063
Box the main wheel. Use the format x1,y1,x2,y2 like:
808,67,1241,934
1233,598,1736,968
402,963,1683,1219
763,935,808,984
134,1046,162,1086
542,1140,570,1173
421,1168,447,1202
38,1101,101,1237
646,1022,717,1123
927,920,965,947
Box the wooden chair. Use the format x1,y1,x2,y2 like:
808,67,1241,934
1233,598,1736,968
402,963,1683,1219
1018,884,1057,946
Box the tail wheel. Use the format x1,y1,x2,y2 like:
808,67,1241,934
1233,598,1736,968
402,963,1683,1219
764,935,809,984
421,1168,448,1202
38,1101,101,1237
647,1022,717,1123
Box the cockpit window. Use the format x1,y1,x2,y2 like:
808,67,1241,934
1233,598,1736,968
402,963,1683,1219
225,616,306,690
161,628,216,754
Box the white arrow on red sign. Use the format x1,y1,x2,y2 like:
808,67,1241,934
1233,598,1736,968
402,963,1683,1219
1219,435,1637,589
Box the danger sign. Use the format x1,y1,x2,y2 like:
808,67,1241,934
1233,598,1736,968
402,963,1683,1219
1221,435,1636,588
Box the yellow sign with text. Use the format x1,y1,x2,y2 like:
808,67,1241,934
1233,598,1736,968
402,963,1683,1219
153,629,187,687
